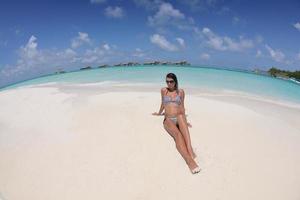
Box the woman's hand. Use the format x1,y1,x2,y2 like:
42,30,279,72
152,112,162,116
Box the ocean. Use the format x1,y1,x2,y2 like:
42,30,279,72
1,65,300,105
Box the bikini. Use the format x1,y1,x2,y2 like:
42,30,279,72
163,89,182,125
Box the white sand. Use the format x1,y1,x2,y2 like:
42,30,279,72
0,84,300,200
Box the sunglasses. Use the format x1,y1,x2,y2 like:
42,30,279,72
166,80,175,84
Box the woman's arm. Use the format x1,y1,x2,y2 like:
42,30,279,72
180,89,186,114
158,88,165,115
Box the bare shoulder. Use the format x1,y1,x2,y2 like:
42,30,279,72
161,87,167,93
161,87,166,95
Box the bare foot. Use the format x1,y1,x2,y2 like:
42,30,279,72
187,159,201,174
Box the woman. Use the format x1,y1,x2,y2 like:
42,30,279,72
152,73,201,174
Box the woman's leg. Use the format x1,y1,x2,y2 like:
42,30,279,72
177,114,196,159
163,118,199,172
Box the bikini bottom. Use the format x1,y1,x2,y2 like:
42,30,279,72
164,116,178,125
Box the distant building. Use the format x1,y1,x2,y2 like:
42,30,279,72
98,64,109,68
80,66,92,70
54,68,66,74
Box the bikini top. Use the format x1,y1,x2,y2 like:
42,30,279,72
163,90,182,105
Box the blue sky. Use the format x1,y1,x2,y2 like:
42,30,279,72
0,0,300,87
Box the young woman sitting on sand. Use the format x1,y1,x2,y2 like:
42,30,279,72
152,73,201,174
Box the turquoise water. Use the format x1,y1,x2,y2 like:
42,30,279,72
1,65,300,104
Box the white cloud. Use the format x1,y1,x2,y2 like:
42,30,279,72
256,49,262,57
0,35,80,83
232,16,247,26
132,48,146,58
18,36,81,68
176,37,185,48
104,6,125,18
145,2,195,31
81,49,104,63
103,43,110,50
202,27,254,52
58,48,78,62
148,2,185,27
157,3,184,18
293,22,300,31
150,34,178,51
16,35,53,69
0,35,114,83
200,53,210,60
71,32,91,49
90,0,106,4
202,28,225,51
0,34,134,87
265,45,286,63
20,35,38,59
81,44,115,64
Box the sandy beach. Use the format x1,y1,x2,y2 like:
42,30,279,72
0,83,300,200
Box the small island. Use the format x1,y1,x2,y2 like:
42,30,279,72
80,66,93,70
268,67,300,82
112,60,190,66
98,65,109,68
143,60,190,66
114,62,140,66
54,68,66,74
53,60,191,75
251,67,300,84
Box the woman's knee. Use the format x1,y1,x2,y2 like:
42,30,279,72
174,132,186,148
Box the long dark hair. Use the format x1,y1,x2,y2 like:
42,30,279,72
166,73,179,94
